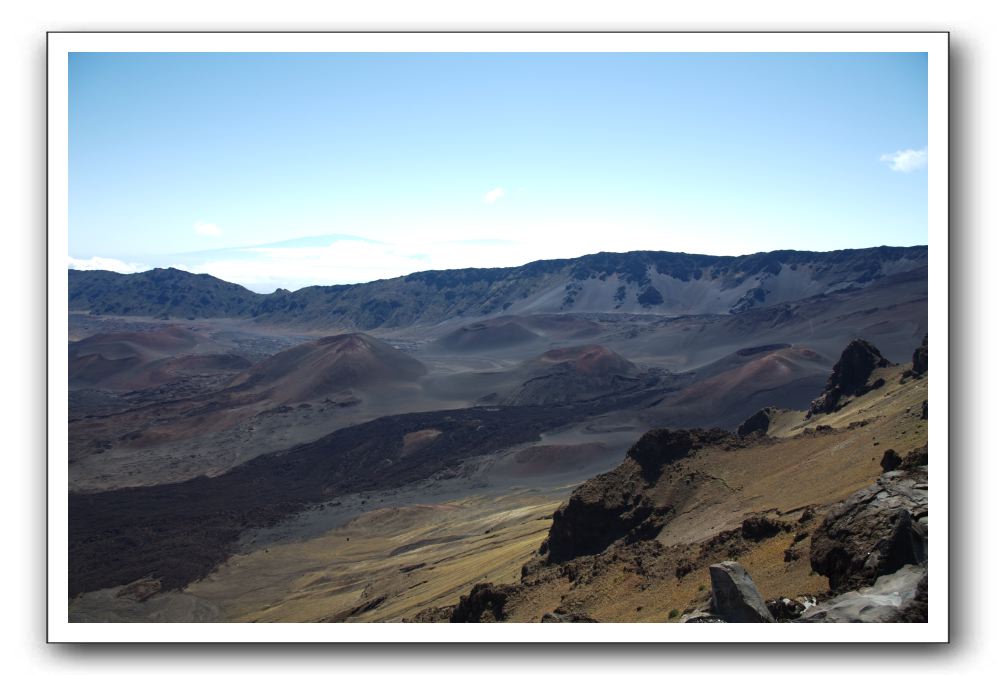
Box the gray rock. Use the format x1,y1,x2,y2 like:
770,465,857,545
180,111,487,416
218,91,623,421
798,565,925,623
708,561,775,623
810,470,928,591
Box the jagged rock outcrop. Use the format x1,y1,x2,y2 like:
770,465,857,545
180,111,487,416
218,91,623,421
544,428,732,562
708,561,775,623
808,339,893,417
809,470,927,592
450,583,516,622
911,334,928,376
799,565,926,623
737,407,778,437
627,427,732,481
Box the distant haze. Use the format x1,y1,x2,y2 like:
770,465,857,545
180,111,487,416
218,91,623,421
69,52,927,292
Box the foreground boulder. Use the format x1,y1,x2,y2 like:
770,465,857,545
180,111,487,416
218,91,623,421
810,471,927,592
708,561,775,623
808,339,892,417
799,565,926,623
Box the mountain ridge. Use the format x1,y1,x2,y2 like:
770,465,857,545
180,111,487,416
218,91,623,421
69,245,927,329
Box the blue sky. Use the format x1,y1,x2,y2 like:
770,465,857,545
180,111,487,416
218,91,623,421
69,52,927,292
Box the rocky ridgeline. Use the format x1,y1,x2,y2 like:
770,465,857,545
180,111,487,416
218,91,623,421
69,246,927,329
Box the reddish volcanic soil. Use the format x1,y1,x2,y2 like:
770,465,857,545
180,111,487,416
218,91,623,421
646,346,829,429
68,326,234,391
229,333,427,404
531,345,637,377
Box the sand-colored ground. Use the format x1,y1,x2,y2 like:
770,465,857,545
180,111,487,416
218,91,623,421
187,491,560,622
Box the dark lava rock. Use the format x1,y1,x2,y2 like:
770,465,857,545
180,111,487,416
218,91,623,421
810,472,927,592
808,339,893,417
921,399,928,420
766,597,806,622
911,334,928,376
544,428,731,562
545,487,671,563
741,515,790,542
450,583,515,622
737,407,777,437
880,449,902,472
628,427,732,481
708,561,775,623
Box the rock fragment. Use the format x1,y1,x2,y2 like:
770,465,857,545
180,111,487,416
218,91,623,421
708,561,775,623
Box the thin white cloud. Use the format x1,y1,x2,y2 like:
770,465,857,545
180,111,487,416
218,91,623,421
194,222,223,236
880,147,927,173
68,255,150,274
483,187,506,204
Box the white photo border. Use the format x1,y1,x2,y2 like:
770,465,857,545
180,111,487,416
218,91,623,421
47,31,949,643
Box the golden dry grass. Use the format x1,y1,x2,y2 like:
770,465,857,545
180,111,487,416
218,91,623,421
184,492,562,622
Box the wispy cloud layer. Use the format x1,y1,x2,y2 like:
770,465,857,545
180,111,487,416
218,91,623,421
483,187,506,204
194,222,223,236
68,256,151,274
880,147,927,173
69,218,771,293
